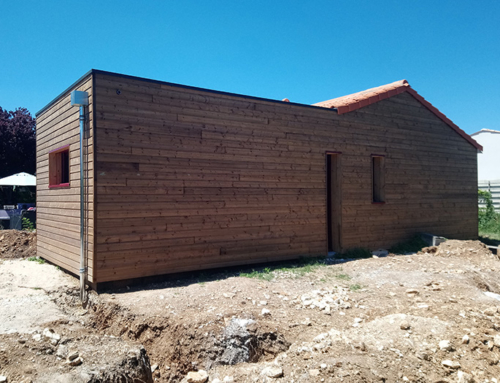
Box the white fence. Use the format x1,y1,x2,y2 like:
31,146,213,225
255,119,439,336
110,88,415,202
479,180,500,211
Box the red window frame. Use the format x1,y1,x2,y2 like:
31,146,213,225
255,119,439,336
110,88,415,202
49,145,70,188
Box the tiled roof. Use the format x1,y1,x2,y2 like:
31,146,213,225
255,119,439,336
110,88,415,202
313,80,482,151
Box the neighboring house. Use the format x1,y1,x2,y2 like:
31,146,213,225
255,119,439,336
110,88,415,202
471,129,500,210
36,70,481,289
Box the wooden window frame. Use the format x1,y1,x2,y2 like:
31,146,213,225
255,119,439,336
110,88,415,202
371,154,385,204
49,145,70,189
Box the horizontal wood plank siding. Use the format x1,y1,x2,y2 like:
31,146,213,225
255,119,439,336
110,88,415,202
36,75,95,282
93,73,477,283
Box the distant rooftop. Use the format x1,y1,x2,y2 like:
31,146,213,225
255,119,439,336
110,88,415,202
471,129,500,136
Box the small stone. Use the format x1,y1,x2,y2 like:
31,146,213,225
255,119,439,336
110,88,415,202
262,366,283,378
42,328,61,343
301,318,312,326
400,321,410,330
186,370,209,383
261,308,271,316
406,289,419,296
320,364,327,369
67,351,79,361
309,369,320,377
494,334,500,347
67,356,83,366
32,334,42,342
0,376,6,383
484,307,498,316
151,364,158,372
441,360,460,369
457,370,475,383
223,377,234,383
462,335,470,344
260,301,267,306
372,249,389,257
439,340,453,351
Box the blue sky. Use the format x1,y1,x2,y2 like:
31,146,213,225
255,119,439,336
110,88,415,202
0,0,499,134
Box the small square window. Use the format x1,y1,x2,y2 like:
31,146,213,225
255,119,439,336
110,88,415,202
372,155,385,203
49,145,70,188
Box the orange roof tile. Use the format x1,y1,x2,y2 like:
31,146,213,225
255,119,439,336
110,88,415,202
313,80,482,151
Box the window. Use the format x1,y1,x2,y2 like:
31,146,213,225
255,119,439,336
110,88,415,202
372,155,385,203
49,145,70,188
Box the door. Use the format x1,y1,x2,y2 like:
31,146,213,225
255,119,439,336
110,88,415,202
326,152,342,253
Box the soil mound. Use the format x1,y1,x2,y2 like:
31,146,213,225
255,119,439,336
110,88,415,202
0,229,36,259
423,239,496,260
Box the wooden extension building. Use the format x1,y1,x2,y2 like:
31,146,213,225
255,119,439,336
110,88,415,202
36,70,482,288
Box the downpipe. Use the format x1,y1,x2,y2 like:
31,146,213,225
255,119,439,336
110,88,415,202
79,105,87,305
71,90,89,306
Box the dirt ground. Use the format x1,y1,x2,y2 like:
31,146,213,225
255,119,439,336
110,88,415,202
0,230,36,259
2,232,500,382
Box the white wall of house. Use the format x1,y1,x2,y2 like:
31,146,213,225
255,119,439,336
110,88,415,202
471,129,500,181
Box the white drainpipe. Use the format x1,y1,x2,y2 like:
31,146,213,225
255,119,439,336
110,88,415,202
71,90,89,304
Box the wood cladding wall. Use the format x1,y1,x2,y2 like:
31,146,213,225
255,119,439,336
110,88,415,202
36,75,95,282
92,73,477,283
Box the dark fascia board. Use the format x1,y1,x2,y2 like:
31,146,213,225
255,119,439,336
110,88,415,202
36,70,94,117
36,68,337,117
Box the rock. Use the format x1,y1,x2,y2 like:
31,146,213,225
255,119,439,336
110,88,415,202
309,369,320,376
260,301,267,306
313,333,329,342
301,318,312,326
441,360,460,369
42,328,61,343
151,364,158,372
439,340,453,351
457,371,475,383
67,351,79,361
56,344,68,358
186,370,209,383
400,320,411,330
372,249,389,257
262,366,283,378
494,334,500,347
223,377,234,383
484,307,498,316
67,356,83,366
462,335,470,344
261,308,271,316
0,376,6,383
32,334,42,342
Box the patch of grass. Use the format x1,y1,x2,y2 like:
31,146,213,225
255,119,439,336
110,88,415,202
389,235,428,254
335,273,351,281
349,284,362,291
240,257,327,281
341,248,372,259
27,256,45,264
240,267,274,281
